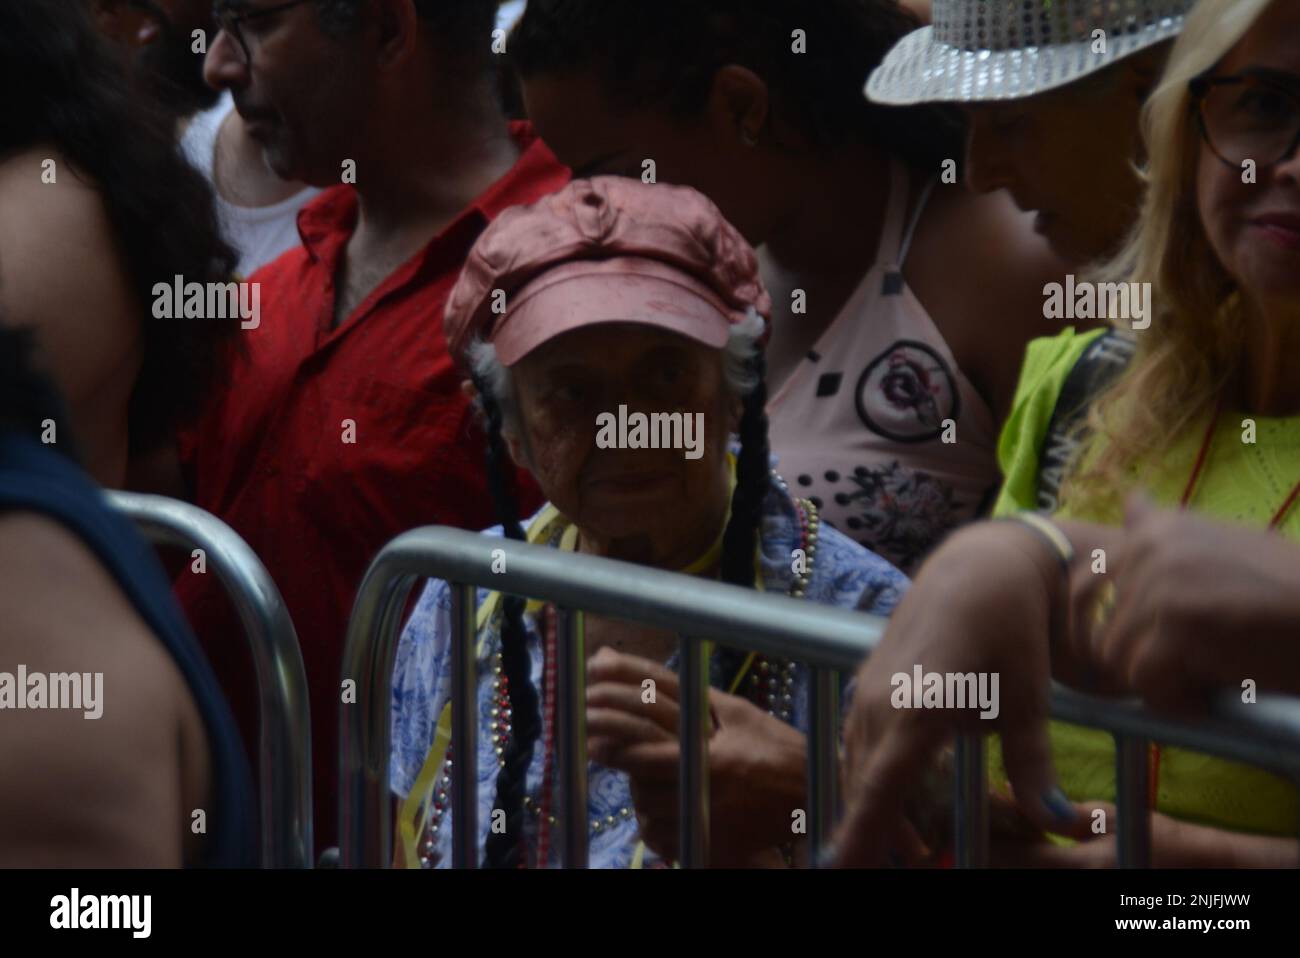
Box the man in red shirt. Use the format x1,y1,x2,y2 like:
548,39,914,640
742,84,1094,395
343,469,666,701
176,0,568,856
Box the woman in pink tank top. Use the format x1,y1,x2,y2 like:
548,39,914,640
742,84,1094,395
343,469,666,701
514,0,1071,573
764,158,1003,571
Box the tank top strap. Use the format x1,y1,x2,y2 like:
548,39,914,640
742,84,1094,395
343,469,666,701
897,172,938,269
875,156,912,270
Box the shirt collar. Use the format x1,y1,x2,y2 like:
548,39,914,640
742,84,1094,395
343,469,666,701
293,121,567,266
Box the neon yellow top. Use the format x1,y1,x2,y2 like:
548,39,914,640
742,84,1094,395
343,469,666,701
991,328,1300,836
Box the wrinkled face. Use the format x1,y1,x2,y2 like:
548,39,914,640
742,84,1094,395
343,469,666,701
962,66,1147,265
1196,1,1300,312
504,323,739,546
520,71,774,245
203,1,376,184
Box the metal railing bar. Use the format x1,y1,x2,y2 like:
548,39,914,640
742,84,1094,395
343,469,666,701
340,526,1300,868
450,583,478,869
1115,735,1152,868
808,667,840,864
556,607,588,868
339,563,420,868
1053,684,1300,777
678,636,711,868
953,734,989,868
361,529,887,671
107,491,313,869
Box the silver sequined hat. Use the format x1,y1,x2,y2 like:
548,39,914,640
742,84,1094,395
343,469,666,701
866,0,1193,104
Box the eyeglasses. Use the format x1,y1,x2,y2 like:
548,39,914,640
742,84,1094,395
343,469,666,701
212,0,315,65
1190,71,1300,171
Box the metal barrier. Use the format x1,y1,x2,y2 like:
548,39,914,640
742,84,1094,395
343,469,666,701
107,491,314,868
340,525,1300,868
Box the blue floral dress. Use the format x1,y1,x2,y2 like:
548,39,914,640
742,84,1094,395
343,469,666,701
389,475,908,867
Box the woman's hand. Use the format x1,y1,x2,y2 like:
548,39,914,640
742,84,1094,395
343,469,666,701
832,521,1079,867
1078,496,1300,709
585,647,807,866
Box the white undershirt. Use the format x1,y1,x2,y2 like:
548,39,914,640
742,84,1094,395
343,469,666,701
180,91,322,278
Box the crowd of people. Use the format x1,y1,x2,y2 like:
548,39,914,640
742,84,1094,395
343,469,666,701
1,0,1298,869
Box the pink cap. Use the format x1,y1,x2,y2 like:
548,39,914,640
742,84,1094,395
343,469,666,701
445,176,771,367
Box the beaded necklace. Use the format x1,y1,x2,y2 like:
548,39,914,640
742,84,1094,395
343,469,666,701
418,476,819,868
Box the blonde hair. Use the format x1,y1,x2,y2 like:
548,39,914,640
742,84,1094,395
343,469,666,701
1060,0,1278,520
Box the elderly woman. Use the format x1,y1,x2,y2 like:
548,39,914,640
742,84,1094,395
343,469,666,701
388,177,907,868
836,0,1300,867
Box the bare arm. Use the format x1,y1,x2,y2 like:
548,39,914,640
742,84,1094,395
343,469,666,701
0,512,209,867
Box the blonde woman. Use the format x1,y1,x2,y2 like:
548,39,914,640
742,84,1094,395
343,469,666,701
834,0,1300,867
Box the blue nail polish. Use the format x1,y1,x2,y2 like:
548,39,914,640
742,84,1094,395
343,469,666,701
1042,786,1076,823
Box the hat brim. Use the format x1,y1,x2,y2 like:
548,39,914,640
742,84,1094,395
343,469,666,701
865,18,1185,105
492,259,735,367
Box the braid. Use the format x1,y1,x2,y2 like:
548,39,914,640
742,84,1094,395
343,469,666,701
720,353,771,589
470,372,542,869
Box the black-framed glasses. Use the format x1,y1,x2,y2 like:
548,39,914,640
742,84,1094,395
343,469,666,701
1190,71,1300,171
212,0,315,65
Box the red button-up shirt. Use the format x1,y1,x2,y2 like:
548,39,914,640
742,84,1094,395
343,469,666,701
177,123,569,854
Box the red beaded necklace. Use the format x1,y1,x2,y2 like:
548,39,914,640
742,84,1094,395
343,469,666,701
1146,397,1300,808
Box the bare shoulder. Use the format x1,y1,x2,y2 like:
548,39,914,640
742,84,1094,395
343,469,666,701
908,184,1066,320
0,144,112,237
0,144,130,285
0,145,140,403
0,510,209,866
905,185,1071,422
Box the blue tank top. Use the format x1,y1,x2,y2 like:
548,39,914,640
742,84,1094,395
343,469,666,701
0,432,257,867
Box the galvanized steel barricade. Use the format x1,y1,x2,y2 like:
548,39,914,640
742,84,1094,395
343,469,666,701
340,526,1300,869
108,491,314,868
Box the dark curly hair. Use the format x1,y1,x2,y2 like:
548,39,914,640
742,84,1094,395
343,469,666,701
511,0,964,169
0,323,82,464
1,0,241,457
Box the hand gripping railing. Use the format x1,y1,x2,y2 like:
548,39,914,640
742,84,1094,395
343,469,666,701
340,526,1300,868
107,491,314,868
